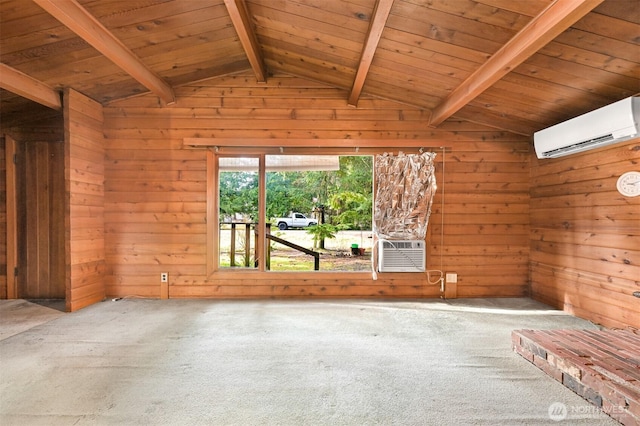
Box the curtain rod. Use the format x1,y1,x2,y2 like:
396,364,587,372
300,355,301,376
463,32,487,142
184,138,452,153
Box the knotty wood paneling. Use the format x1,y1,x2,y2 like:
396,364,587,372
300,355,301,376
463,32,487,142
0,138,5,298
64,89,105,311
17,140,65,299
530,139,640,329
2,1,638,137
1,114,64,300
103,72,530,299
0,111,64,144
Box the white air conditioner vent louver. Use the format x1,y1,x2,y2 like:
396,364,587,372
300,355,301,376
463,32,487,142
378,240,425,273
540,134,614,158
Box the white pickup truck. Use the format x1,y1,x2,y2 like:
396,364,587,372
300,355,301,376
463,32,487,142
274,213,318,230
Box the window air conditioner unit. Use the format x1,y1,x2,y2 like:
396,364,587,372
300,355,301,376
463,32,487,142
378,240,425,273
534,96,640,159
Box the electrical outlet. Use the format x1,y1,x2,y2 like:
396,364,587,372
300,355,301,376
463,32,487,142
445,273,457,284
161,272,168,283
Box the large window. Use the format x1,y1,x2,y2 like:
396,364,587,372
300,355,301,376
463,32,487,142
217,155,373,272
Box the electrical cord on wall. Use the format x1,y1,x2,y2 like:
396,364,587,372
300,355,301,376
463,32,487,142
371,229,379,280
440,147,445,291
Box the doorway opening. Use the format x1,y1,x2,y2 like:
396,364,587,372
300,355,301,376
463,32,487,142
4,135,65,306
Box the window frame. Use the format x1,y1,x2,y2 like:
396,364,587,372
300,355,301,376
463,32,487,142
210,150,375,277
202,142,443,279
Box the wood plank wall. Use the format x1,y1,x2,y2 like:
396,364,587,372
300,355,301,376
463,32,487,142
530,139,640,329
1,115,63,299
103,72,530,300
17,140,65,298
64,89,106,311
0,139,5,298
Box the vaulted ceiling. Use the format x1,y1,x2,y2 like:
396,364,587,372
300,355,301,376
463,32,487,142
1,0,638,135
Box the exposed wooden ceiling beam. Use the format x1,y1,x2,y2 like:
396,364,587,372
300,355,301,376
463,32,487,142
33,0,175,105
224,0,267,83
348,0,395,107
0,63,62,110
428,0,604,127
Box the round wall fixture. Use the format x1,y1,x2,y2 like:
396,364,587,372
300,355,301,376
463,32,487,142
616,171,640,197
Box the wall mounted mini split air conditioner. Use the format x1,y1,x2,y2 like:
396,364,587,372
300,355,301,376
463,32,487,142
534,96,640,159
377,240,425,273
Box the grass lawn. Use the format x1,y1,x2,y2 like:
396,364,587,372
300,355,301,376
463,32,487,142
220,228,373,271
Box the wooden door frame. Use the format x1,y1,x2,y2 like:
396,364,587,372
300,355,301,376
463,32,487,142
5,135,18,299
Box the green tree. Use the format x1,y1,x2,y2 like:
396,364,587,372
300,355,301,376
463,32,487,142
325,156,373,229
337,156,373,195
306,223,344,249
219,171,258,221
329,191,371,229
221,156,373,228
266,171,316,218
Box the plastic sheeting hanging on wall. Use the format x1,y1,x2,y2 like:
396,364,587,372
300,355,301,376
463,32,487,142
374,152,437,240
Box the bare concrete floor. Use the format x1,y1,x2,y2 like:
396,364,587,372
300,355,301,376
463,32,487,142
0,300,65,341
0,298,619,425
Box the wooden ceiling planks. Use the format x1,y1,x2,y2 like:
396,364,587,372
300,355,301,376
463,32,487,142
592,0,640,22
0,0,638,134
450,2,637,130
472,0,554,17
33,0,175,104
428,0,605,126
248,0,370,87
